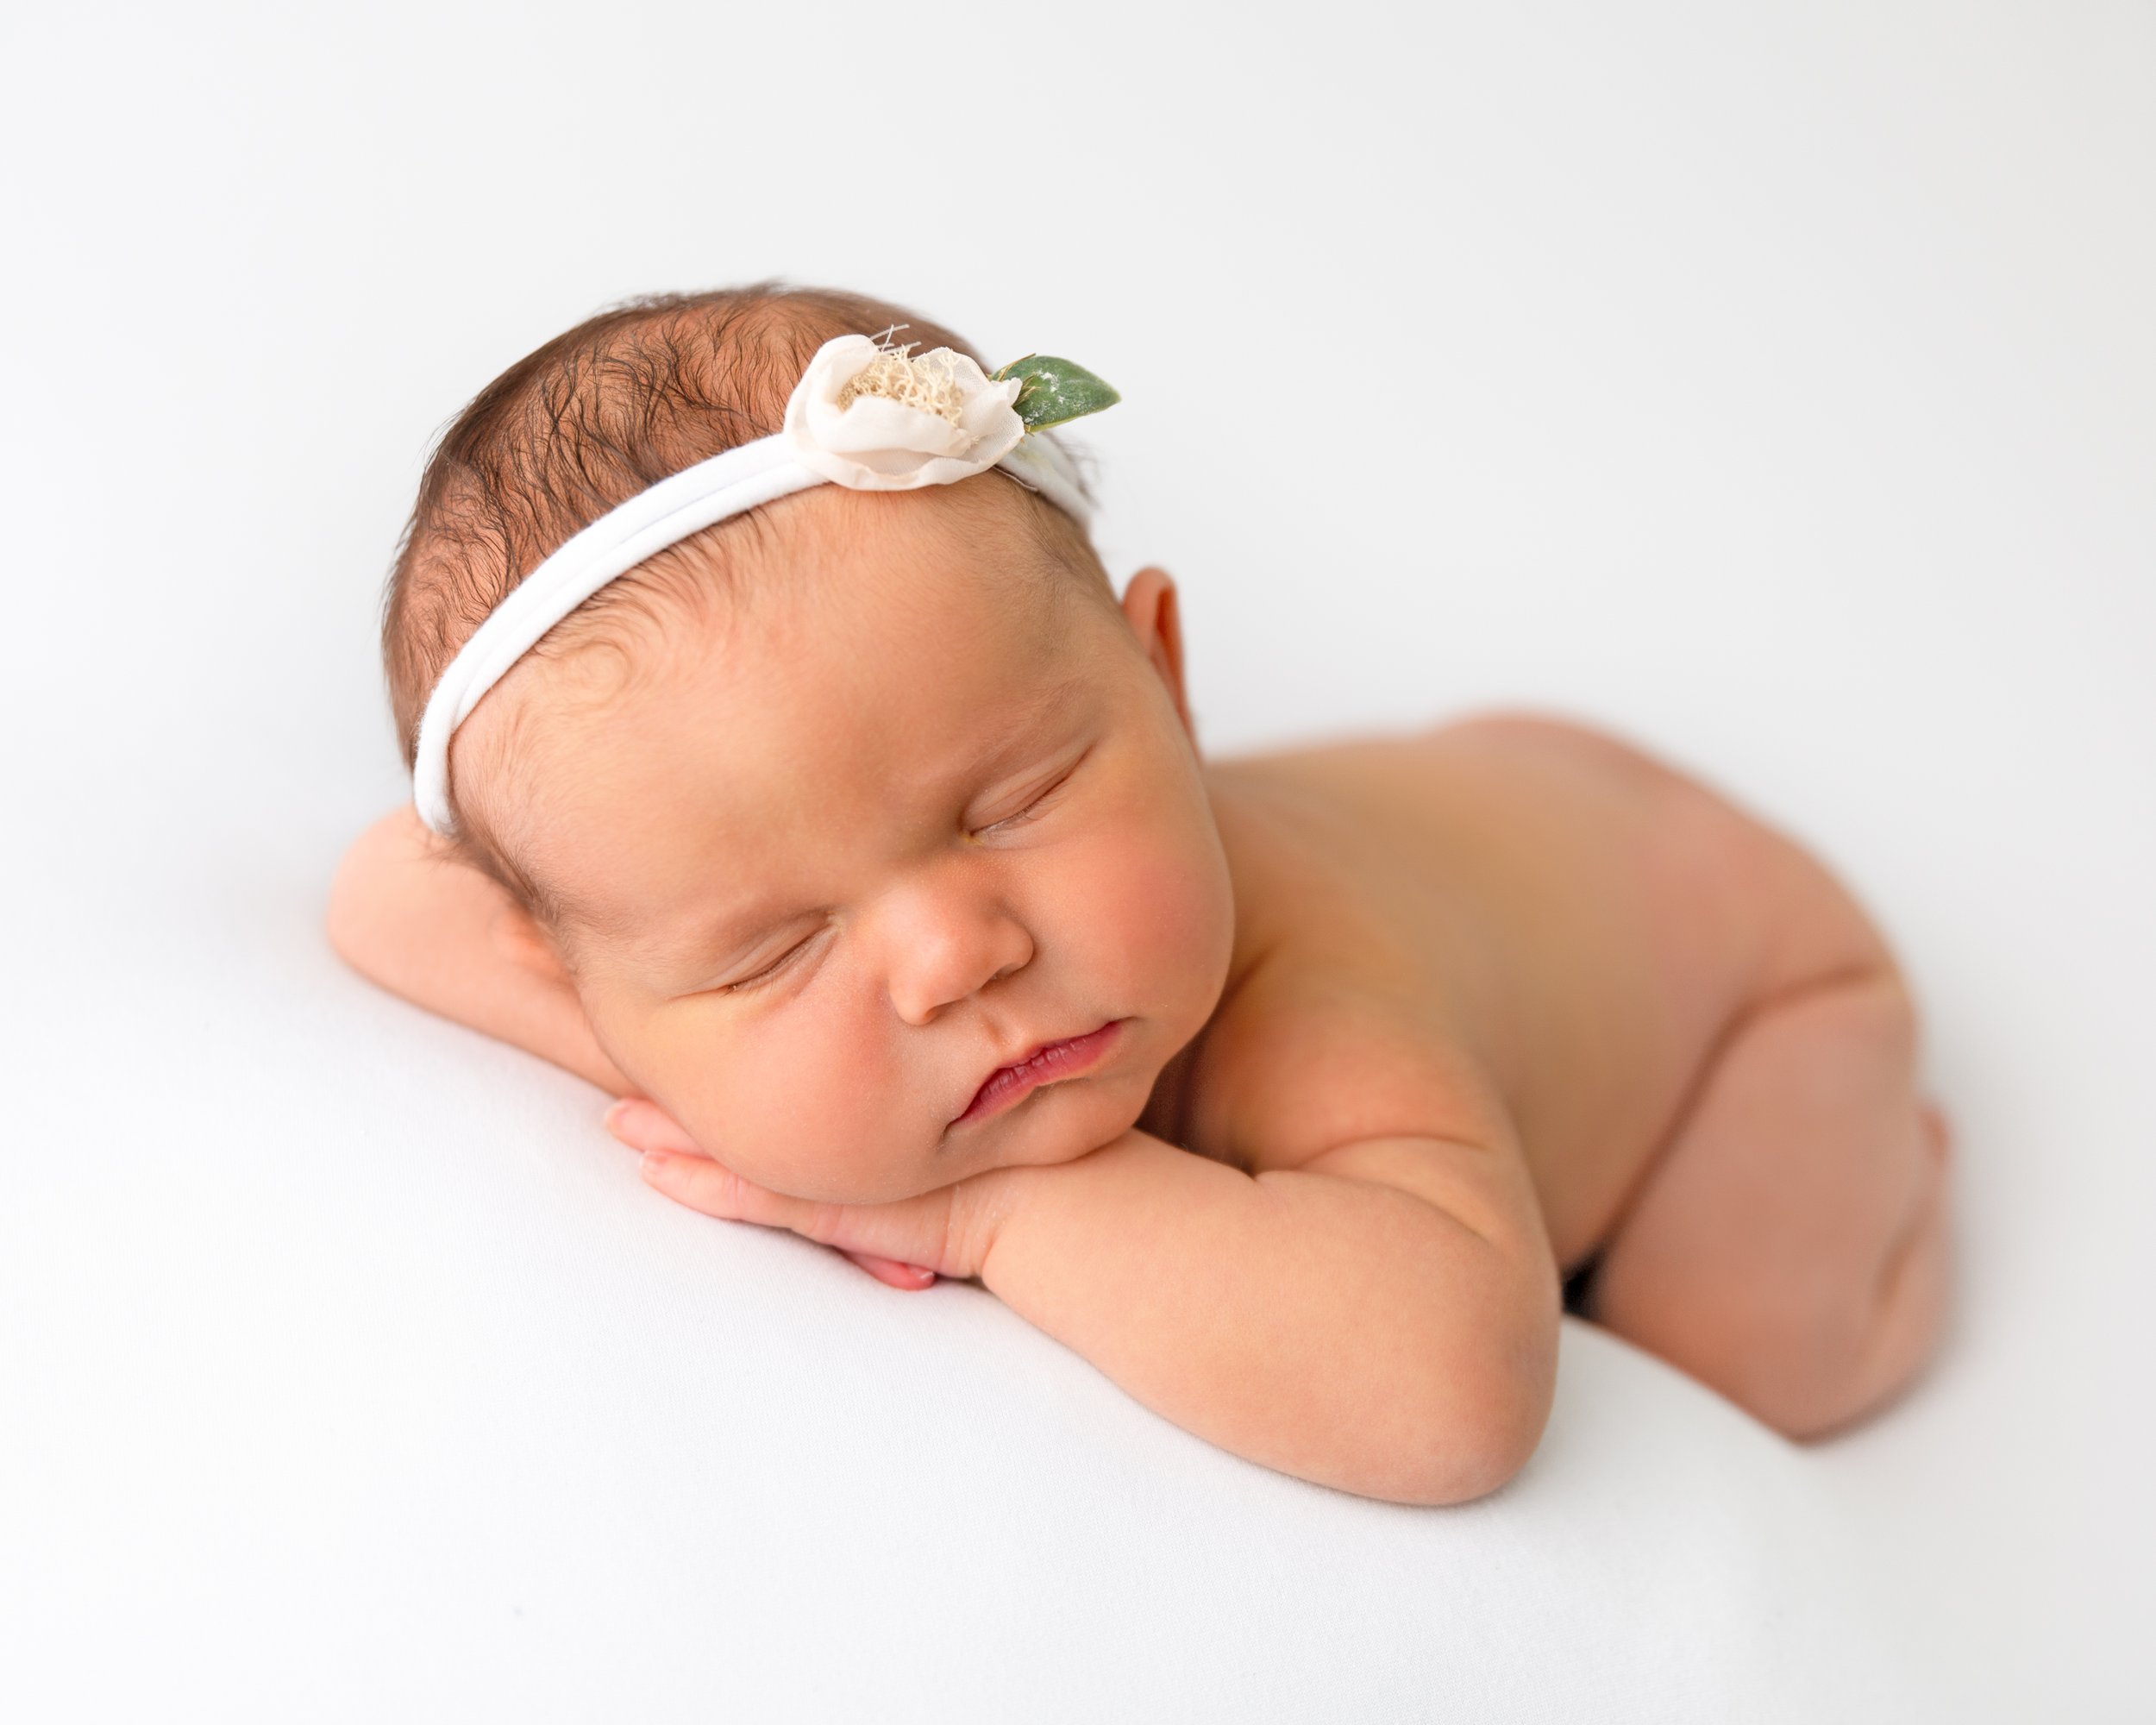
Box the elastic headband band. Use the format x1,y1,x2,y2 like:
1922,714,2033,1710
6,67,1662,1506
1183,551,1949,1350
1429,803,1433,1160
408,330,1110,837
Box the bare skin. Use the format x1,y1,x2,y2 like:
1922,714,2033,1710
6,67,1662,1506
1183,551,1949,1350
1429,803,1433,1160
329,480,1952,1496
1184,717,1954,1440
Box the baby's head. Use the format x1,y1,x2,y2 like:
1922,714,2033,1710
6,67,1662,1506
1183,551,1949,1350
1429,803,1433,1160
380,283,1237,1203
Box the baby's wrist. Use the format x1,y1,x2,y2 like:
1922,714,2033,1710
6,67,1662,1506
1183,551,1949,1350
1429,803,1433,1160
967,1127,1175,1291
954,1159,1048,1287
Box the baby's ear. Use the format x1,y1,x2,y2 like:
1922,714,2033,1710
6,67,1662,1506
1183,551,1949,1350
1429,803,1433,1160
490,900,572,985
1120,565,1194,740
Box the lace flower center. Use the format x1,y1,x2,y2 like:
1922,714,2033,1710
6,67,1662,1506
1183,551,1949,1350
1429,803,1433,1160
833,342,969,427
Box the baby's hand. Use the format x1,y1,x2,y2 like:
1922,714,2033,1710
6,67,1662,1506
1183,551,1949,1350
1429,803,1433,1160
601,1098,991,1290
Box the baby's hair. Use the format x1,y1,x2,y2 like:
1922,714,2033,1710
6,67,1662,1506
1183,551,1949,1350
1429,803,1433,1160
379,280,1116,932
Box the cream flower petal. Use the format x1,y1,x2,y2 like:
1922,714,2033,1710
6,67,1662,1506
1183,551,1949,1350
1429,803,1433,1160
810,395,974,459
783,334,1027,492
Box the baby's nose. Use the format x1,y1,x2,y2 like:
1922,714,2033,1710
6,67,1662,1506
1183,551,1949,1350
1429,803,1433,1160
878,894,1035,1024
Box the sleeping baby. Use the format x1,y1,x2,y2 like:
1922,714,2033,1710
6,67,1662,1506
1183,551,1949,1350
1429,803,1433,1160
326,281,1954,1505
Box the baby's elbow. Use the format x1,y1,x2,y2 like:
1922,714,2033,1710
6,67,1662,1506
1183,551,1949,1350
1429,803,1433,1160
1401,1286,1560,1507
323,844,375,972
325,844,402,984
1426,1362,1553,1505
323,807,425,976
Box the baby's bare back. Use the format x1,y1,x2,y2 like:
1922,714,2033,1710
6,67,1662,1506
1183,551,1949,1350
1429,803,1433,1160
1181,710,1905,1272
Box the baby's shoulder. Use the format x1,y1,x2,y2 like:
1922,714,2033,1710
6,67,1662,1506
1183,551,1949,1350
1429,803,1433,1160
1179,941,1517,1181
1175,743,1526,1178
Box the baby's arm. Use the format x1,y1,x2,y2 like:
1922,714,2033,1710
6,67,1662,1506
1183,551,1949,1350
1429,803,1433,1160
974,1127,1559,1505
323,805,631,1097
626,1110,1560,1505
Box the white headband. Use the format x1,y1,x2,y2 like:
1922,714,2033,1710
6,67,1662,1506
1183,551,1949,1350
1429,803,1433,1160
410,331,1112,837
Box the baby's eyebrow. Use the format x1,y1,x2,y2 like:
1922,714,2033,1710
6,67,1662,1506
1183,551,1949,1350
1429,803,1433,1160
650,669,1095,963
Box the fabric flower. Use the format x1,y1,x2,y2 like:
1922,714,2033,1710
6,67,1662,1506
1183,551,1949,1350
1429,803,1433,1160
782,333,1026,490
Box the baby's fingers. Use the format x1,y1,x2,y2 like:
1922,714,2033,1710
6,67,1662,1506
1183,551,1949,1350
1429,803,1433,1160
603,1097,701,1156
638,1150,804,1232
639,1151,966,1282
642,1157,937,1283
842,1250,939,1290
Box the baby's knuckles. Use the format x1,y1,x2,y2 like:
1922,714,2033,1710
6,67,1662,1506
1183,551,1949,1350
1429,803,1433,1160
705,1152,1000,1283
613,1095,1028,1283
780,1147,1078,1284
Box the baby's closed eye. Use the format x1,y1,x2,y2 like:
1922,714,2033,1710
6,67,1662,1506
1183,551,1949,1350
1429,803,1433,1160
978,755,1085,835
719,932,828,993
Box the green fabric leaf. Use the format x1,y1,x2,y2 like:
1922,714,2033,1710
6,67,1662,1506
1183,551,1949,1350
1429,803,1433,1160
992,354,1121,432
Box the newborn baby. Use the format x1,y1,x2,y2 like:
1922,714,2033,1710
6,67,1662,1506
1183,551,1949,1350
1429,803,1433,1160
328,281,1954,1506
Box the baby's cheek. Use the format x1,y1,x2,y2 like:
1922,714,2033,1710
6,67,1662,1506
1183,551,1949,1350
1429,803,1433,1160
638,997,906,1197
1062,819,1233,1007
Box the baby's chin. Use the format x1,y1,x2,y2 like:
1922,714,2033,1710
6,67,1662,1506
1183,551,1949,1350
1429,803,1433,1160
801,1102,1144,1208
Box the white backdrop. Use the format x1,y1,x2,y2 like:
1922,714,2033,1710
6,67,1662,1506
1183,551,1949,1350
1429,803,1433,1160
3,2,2150,1718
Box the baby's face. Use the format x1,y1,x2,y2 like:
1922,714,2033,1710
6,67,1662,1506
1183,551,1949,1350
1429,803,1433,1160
480,480,1236,1204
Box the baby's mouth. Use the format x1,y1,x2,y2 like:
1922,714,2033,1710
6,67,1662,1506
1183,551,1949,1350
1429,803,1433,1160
952,1019,1124,1127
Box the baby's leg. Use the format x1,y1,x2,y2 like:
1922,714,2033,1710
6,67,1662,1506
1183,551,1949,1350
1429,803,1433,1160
1583,965,1954,1440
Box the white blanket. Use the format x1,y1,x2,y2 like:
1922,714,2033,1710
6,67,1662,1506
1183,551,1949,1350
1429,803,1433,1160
3,1,2148,1716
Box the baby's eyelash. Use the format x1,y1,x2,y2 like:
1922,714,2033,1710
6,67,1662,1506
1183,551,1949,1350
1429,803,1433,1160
720,933,817,994
980,762,1081,835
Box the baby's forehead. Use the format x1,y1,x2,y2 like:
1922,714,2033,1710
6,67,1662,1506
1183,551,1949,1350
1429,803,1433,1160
532,583,1106,872
696,482,1090,673
475,479,1122,927
542,646,1111,963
